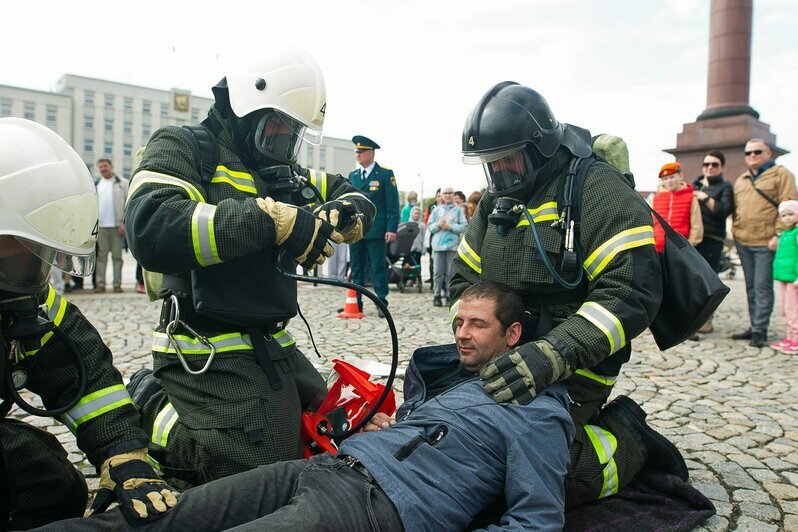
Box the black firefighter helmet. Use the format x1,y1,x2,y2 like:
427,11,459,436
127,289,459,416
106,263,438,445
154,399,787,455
462,81,591,196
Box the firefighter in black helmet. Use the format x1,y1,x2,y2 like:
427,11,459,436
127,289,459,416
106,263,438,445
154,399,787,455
452,82,687,507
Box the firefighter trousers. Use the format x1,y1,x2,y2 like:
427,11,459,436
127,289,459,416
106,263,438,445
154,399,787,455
563,373,645,508
138,338,326,485
0,418,88,530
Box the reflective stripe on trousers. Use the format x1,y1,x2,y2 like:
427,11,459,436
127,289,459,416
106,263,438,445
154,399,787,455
583,424,619,498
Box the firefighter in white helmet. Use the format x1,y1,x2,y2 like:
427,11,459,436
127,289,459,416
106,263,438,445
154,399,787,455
0,118,178,528
125,48,375,484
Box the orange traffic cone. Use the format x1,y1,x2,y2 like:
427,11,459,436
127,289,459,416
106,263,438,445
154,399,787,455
337,289,365,319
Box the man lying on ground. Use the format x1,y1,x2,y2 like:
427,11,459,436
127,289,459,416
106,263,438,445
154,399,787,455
36,280,574,531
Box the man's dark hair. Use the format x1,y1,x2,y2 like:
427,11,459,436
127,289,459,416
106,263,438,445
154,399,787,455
704,151,725,166
461,281,523,332
96,158,113,167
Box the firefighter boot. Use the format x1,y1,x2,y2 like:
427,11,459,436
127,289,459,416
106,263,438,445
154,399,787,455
600,395,689,481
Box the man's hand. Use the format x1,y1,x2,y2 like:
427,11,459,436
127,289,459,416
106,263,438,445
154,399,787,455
480,340,568,405
363,412,396,432
313,200,364,243
117,223,125,236
88,449,179,522
768,235,780,251
385,232,397,243
257,198,343,268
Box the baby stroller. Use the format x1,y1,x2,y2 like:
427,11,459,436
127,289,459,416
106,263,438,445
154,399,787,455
386,222,423,293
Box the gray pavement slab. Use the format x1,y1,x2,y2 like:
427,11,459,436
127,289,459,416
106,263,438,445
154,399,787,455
9,252,798,530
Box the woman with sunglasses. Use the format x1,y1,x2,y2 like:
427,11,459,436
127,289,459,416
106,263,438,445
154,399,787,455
691,151,735,333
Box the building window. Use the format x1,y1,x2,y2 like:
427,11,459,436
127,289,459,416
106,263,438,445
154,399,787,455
104,141,113,156
160,102,169,118
105,94,114,109
46,105,57,126
142,100,151,114
23,101,35,120
104,118,113,132
0,98,12,117
142,125,151,138
84,90,95,106
84,116,93,129
124,121,132,134
84,139,94,152
123,143,133,157
123,166,132,177
306,146,314,161
124,97,133,113
191,107,200,121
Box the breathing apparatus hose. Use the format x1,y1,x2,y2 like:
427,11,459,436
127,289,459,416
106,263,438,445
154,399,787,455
275,249,399,442
522,202,584,290
4,325,88,417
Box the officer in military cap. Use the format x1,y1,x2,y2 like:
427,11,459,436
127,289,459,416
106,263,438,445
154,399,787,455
348,135,400,314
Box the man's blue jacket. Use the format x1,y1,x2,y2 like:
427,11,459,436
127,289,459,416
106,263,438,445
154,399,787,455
339,344,575,531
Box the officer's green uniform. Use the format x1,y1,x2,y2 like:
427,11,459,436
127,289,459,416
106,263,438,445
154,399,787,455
126,107,375,484
348,136,399,308
1,285,148,529
450,147,662,507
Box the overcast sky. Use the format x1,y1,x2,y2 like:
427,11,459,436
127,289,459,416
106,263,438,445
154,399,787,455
3,0,796,195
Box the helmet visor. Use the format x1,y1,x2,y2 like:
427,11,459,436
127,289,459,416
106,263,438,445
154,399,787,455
462,144,525,165
253,110,322,164
0,235,95,293
481,148,529,193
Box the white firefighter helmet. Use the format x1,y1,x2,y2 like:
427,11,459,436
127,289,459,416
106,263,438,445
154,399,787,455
220,47,326,164
0,118,98,294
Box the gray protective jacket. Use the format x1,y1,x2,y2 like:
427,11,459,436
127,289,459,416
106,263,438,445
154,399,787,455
339,344,574,531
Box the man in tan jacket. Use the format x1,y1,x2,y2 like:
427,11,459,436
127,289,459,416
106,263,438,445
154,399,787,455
731,139,797,347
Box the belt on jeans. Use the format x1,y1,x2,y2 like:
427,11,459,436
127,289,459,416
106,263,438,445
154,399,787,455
338,455,370,478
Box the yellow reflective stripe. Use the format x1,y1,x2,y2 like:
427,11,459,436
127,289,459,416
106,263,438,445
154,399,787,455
61,385,133,432
152,402,179,447
449,299,461,324
272,329,296,347
457,239,482,274
211,165,257,194
308,169,328,202
23,285,67,358
583,226,655,280
575,302,626,354
152,332,252,354
516,202,560,227
129,170,206,203
584,424,619,498
152,330,295,354
146,454,162,471
575,369,617,387
191,203,221,266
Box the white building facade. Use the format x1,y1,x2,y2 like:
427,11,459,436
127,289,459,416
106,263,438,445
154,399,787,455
1,75,354,179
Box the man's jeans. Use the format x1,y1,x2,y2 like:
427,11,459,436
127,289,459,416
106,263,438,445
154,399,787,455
735,242,775,334
33,454,403,531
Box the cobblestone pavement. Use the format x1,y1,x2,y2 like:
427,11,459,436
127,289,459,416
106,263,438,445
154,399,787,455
9,266,798,531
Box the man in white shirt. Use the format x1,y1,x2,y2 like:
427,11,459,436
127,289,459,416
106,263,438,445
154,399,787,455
94,159,129,293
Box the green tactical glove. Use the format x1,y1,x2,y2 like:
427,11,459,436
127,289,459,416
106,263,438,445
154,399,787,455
313,200,364,243
88,449,179,522
257,197,343,269
480,340,569,405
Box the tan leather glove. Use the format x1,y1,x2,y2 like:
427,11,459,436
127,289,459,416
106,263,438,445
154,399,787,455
313,200,364,243
257,197,343,268
88,449,179,521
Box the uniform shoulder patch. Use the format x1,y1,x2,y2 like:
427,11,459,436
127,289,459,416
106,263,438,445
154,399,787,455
390,176,397,187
